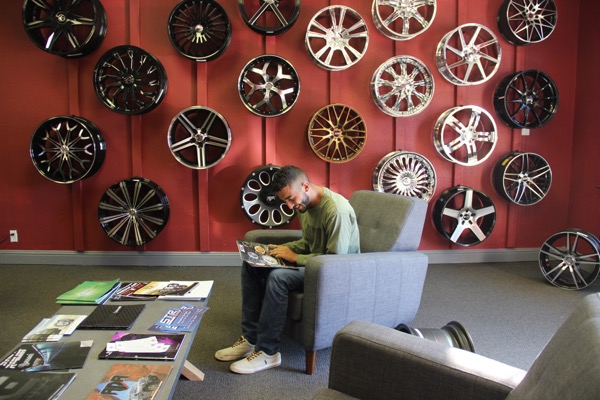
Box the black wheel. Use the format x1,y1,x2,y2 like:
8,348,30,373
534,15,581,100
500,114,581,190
238,0,300,35
539,229,600,290
433,186,496,246
240,165,295,228
494,70,559,129
93,45,168,115
30,116,106,184
497,0,558,46
98,177,170,246
22,0,107,58
238,55,300,117
168,106,232,169
493,151,552,205
167,0,232,61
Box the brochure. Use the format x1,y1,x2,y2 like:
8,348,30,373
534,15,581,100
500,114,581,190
0,341,92,372
86,363,171,400
236,239,299,269
149,304,209,333
158,280,213,301
110,281,153,301
56,279,121,305
98,332,185,361
0,369,76,399
21,314,87,342
132,281,198,297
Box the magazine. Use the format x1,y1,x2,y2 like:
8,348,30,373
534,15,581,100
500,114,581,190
98,332,185,361
110,282,153,301
149,304,209,333
132,281,199,297
86,363,171,400
157,280,213,301
236,240,299,269
0,341,92,372
0,369,76,400
21,314,87,342
56,279,121,305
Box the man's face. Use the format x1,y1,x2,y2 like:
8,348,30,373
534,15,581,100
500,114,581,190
276,181,310,213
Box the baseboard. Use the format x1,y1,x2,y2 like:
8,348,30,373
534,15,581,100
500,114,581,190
0,248,539,266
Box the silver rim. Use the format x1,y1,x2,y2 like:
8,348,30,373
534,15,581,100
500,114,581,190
436,23,501,86
371,0,436,40
373,150,437,201
371,55,434,117
497,0,557,45
493,151,552,205
168,106,231,169
433,105,497,166
305,6,369,71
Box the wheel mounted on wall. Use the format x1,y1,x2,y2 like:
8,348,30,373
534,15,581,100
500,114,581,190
240,165,295,228
168,106,232,169
238,0,300,35
432,186,496,246
371,0,437,41
22,0,107,58
305,5,369,71
93,45,168,115
493,151,552,205
494,70,559,129
30,116,106,184
373,150,437,202
98,177,170,247
307,104,367,163
497,0,558,46
238,54,300,117
539,228,600,290
371,55,434,117
436,23,502,86
167,0,232,61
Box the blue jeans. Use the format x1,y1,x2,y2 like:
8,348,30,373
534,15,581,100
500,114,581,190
241,262,305,356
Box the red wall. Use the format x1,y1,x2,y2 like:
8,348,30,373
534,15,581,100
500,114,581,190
0,0,590,254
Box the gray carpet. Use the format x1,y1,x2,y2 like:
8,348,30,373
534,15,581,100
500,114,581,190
0,261,595,399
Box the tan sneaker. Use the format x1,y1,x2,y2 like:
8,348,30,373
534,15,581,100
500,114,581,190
230,350,281,374
215,336,255,361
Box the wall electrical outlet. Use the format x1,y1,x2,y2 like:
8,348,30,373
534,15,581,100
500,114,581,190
9,230,18,243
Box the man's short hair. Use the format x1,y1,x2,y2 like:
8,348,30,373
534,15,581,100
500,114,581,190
272,165,308,193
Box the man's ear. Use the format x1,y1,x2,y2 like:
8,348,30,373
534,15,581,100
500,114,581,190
301,181,310,192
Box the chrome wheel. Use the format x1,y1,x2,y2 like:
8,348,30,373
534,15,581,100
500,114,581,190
371,55,434,117
497,0,557,45
238,55,300,117
238,0,300,35
22,0,107,58
433,106,498,166
98,177,170,246
371,0,436,40
539,229,600,290
433,186,496,246
373,150,437,201
305,6,369,71
240,165,295,228
30,116,105,184
436,23,501,86
168,106,232,169
93,45,168,115
494,70,559,129
493,151,552,205
167,0,231,61
308,104,367,163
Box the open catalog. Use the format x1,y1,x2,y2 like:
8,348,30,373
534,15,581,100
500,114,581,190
236,240,299,270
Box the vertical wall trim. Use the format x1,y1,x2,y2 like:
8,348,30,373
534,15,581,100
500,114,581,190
196,62,211,251
68,60,84,251
265,36,278,165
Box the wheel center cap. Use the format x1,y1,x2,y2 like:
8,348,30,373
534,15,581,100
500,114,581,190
56,13,67,24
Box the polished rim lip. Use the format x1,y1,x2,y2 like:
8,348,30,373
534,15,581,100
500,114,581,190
237,0,301,35
497,0,558,45
492,151,552,205
371,0,437,40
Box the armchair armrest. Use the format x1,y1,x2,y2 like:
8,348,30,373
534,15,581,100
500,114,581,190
322,321,525,400
244,229,303,245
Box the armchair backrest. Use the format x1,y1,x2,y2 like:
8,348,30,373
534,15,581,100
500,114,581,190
349,191,427,253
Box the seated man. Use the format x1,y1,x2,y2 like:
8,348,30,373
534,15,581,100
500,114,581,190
215,165,360,374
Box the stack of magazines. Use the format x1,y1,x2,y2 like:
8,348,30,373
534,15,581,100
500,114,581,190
56,279,121,305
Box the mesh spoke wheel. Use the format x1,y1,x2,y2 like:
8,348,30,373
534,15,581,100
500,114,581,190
167,0,231,61
494,70,559,129
308,104,367,163
30,116,105,184
168,106,232,169
240,165,295,228
22,0,107,58
98,177,170,246
238,0,300,35
93,45,168,115
305,6,369,71
371,56,434,117
493,151,552,205
436,23,501,86
373,150,437,201
433,105,498,166
539,229,600,290
497,0,557,45
371,0,437,40
238,55,300,117
433,186,496,246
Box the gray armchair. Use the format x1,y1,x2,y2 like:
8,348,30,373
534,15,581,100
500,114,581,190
315,293,600,400
244,190,429,374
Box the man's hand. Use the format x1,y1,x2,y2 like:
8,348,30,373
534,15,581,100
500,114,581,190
268,244,298,264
